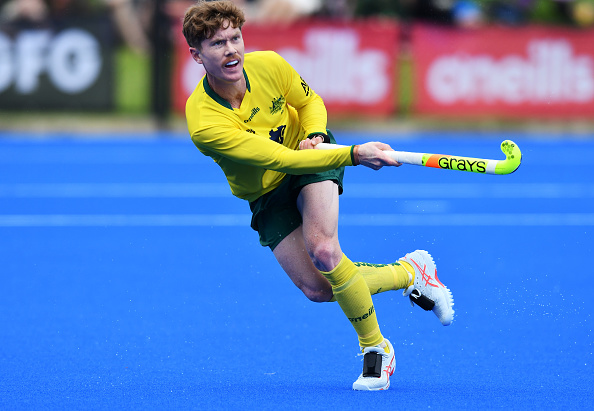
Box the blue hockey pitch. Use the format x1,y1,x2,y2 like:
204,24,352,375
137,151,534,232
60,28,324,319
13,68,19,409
1,130,592,409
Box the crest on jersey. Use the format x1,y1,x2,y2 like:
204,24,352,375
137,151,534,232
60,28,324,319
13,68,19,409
270,95,285,115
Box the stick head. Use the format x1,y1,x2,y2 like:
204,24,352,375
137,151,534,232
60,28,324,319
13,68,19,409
495,140,522,175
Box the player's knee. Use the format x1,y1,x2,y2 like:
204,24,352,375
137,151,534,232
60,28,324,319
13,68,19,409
308,240,341,272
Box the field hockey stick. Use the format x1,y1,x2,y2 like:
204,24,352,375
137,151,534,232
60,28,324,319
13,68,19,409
316,140,521,175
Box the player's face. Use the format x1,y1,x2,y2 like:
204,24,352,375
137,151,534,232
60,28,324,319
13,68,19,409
190,23,244,88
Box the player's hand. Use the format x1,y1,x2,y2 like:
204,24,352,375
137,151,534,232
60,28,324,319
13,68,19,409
356,142,402,170
299,135,325,150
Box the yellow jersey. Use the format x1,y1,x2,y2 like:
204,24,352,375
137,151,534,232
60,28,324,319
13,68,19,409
186,51,354,202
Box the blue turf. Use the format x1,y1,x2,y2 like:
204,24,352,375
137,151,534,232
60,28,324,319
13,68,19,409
1,131,593,409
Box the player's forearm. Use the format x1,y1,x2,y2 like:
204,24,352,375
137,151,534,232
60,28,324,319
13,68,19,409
272,145,353,174
239,138,353,173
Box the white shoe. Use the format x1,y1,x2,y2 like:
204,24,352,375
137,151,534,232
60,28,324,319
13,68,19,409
400,250,455,326
352,339,395,391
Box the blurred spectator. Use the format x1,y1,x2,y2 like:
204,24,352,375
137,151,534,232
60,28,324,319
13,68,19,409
317,0,357,18
0,0,106,25
104,0,151,54
452,0,484,27
482,0,592,27
163,0,193,19
572,0,594,26
351,0,594,28
0,0,152,53
353,0,474,26
409,0,457,24
515,0,594,26
486,0,532,25
549,0,594,26
233,0,323,24
550,0,574,23
46,0,101,18
353,0,402,18
164,0,352,26
0,0,50,29
0,0,48,24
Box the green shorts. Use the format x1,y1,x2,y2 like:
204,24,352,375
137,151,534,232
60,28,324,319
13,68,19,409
249,132,345,251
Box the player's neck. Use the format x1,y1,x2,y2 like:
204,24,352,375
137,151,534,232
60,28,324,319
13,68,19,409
207,74,246,109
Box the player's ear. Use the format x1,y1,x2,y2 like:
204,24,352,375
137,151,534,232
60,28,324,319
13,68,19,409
190,47,202,64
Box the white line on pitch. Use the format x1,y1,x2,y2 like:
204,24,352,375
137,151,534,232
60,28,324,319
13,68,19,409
0,183,231,197
1,213,593,227
0,183,593,199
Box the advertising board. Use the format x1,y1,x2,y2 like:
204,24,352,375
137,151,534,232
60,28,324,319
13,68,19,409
0,19,113,110
412,25,594,117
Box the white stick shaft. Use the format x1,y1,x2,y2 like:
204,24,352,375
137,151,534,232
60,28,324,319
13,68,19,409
316,143,424,166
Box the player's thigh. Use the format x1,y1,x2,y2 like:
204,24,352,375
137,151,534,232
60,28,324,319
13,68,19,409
297,180,342,272
297,180,340,241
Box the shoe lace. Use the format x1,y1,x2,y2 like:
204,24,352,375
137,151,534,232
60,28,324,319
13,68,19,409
403,284,414,298
358,345,389,359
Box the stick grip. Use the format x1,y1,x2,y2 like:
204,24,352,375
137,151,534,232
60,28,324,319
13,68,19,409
316,143,423,166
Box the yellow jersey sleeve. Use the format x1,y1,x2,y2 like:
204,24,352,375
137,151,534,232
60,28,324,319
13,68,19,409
185,51,354,202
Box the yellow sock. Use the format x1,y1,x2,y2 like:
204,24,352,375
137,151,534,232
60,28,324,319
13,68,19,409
400,261,415,288
320,254,384,348
354,261,414,295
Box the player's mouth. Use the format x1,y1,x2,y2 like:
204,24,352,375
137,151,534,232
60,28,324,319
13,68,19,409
224,59,240,69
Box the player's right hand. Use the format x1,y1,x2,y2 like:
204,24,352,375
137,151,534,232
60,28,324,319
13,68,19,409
356,142,402,170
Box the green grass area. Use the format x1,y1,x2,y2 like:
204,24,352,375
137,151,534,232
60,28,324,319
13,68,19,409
397,52,413,116
115,47,151,114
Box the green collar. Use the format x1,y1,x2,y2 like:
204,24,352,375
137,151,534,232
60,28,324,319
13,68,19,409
203,69,250,110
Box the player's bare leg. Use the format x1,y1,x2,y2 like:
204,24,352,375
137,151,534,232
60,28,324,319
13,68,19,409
272,226,333,303
296,180,342,272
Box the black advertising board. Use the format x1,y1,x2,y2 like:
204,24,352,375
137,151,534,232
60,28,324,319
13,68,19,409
0,17,113,110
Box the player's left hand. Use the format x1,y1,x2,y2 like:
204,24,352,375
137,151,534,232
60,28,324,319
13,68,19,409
299,135,325,150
